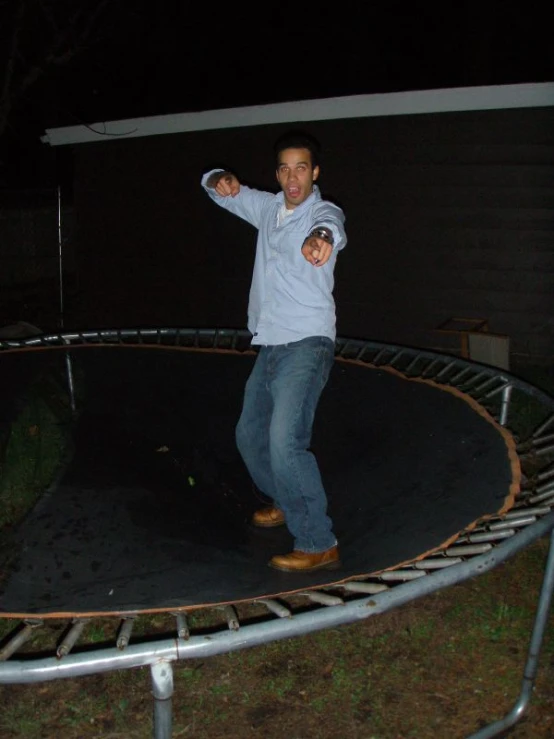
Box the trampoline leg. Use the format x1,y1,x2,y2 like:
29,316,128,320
150,660,173,739
64,349,76,414
468,529,554,739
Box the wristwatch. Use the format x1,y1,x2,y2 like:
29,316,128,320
307,226,334,246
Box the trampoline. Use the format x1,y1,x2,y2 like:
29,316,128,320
1,327,553,738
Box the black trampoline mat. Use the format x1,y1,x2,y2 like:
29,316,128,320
0,344,519,617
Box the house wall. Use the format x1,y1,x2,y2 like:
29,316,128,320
0,190,75,328
71,106,554,363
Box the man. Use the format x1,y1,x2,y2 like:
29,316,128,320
201,131,346,572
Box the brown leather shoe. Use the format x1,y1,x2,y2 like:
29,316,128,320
269,546,340,572
252,506,286,528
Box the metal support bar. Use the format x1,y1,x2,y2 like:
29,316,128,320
150,660,173,739
498,383,513,427
57,185,64,330
468,528,554,738
64,350,76,414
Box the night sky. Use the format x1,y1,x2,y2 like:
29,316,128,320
0,2,552,187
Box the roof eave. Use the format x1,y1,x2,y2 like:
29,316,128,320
41,82,554,147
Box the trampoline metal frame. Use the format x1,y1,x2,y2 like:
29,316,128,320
1,328,554,739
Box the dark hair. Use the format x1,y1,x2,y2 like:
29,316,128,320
273,130,321,168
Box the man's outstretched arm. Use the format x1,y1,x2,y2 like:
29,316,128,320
206,171,240,197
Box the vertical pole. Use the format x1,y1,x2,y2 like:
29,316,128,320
468,529,554,738
499,383,513,427
57,185,76,413
57,184,64,330
63,341,76,414
151,660,173,739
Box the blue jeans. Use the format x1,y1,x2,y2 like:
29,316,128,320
236,336,337,553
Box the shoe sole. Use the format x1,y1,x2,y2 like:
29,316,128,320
268,559,341,572
251,518,286,528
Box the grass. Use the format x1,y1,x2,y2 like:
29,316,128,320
0,372,72,535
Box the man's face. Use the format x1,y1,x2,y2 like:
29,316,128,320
276,147,320,209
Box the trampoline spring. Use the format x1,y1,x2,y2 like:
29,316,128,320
448,365,475,385
387,349,406,368
80,330,98,343
534,479,554,496
517,449,544,462
333,337,347,355
117,615,137,650
515,441,535,456
531,442,554,457
529,493,554,508
355,344,377,363
343,338,366,356
140,329,159,344
510,505,552,517
466,371,497,388
341,581,389,595
99,329,118,343
475,378,511,397
217,605,240,631
414,557,462,569
403,355,422,374
489,516,537,530
466,529,515,543
371,347,389,365
198,328,216,348
445,543,493,556
532,432,554,446
518,441,554,458
57,618,90,659
0,619,43,661
379,570,426,581
172,612,190,640
513,434,554,454
257,599,292,618
297,591,345,606
516,492,542,507
27,336,48,347
537,465,554,483
532,412,554,440
504,508,545,520
434,360,460,380
420,357,443,378
158,328,170,345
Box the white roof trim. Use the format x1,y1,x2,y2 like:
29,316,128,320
42,82,554,147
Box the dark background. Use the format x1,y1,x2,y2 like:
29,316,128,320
0,2,552,189
0,3,552,364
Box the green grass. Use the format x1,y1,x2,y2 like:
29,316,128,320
0,376,72,535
